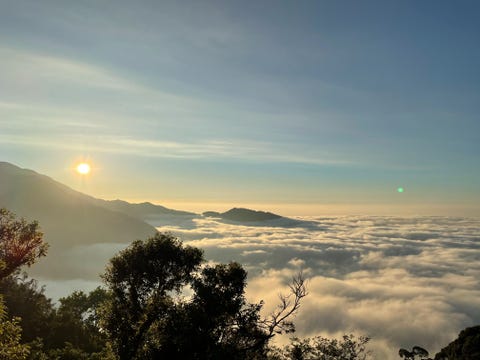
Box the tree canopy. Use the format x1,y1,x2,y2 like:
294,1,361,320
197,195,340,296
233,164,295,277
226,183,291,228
0,299,30,360
434,326,480,360
101,232,307,360
398,346,431,360
271,334,372,360
0,208,49,360
0,208,47,279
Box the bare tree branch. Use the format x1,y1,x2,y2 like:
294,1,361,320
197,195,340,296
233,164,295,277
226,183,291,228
261,271,308,338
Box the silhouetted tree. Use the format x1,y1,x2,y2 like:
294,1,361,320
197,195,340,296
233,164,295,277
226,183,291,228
0,208,47,279
260,272,307,339
0,299,30,360
272,333,371,360
101,233,307,360
399,346,431,360
0,274,55,345
101,233,204,359
0,209,48,359
0,274,111,359
52,287,110,353
434,326,480,360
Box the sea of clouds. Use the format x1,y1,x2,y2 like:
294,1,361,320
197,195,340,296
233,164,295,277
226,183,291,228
38,215,480,359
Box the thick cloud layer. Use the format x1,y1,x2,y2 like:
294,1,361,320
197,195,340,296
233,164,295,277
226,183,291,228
160,216,480,359
36,215,480,359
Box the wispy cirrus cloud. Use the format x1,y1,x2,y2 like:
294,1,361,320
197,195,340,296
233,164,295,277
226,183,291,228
1,46,354,166
0,131,351,165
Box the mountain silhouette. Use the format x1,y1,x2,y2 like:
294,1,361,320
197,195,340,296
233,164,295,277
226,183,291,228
0,162,319,280
202,207,323,229
203,208,283,222
93,199,195,220
0,161,157,250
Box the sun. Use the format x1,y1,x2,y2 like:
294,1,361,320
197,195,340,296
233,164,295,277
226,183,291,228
76,163,91,175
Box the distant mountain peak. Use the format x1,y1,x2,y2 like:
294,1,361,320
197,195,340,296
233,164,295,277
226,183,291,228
203,207,282,222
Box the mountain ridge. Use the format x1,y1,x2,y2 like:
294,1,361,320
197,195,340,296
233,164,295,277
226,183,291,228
0,162,158,247
203,207,283,222
93,198,196,219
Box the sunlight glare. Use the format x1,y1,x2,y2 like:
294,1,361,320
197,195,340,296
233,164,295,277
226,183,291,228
76,163,91,175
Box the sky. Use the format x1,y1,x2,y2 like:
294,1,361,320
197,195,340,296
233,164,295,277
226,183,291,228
1,0,479,216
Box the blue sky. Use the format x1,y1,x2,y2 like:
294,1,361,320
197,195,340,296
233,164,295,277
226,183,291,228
1,0,479,215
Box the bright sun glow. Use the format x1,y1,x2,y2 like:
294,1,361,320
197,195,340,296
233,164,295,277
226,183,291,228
76,163,91,175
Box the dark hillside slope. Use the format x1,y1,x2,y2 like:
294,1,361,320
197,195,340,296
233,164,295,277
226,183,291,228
0,162,156,249
93,199,195,220
435,325,480,360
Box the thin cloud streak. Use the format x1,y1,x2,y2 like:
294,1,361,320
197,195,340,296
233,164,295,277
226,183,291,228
0,133,351,166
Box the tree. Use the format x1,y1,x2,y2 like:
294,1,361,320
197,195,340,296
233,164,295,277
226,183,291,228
0,298,30,360
260,272,307,339
399,346,431,360
0,208,48,279
272,334,372,360
0,274,55,345
101,233,204,360
0,209,47,359
434,326,480,360
101,233,307,360
0,275,111,359
154,262,280,359
52,287,110,353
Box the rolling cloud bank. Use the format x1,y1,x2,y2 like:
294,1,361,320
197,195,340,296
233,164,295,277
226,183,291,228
35,214,480,359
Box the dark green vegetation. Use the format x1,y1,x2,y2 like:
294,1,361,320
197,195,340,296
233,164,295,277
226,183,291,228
0,208,47,359
0,208,48,279
0,276,111,359
101,232,307,359
270,334,372,360
434,326,480,360
398,327,480,360
399,346,431,360
1,207,479,359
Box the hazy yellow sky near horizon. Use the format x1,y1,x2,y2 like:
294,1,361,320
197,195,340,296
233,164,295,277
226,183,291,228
108,199,480,218
58,160,480,218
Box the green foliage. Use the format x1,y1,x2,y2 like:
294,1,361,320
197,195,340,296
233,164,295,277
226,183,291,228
26,338,116,360
53,287,110,353
101,233,306,360
0,274,110,359
399,346,431,360
0,208,47,359
272,334,372,360
0,297,30,360
434,326,480,360
0,208,48,280
0,275,55,344
149,263,270,359
43,342,90,360
101,233,204,359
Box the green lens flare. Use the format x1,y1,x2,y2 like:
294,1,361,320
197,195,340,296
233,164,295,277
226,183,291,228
397,187,404,193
